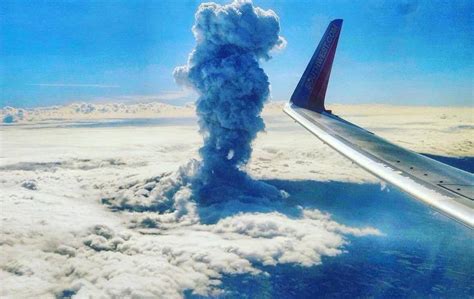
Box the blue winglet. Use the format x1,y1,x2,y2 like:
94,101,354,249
290,19,343,112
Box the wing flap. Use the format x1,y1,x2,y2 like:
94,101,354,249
439,184,474,200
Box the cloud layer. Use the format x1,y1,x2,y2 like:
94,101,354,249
1,117,381,298
3,100,472,297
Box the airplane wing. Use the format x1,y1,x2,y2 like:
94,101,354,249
284,19,474,228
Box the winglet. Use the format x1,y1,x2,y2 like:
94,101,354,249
290,19,343,112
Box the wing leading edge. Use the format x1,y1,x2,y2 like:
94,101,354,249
284,20,474,228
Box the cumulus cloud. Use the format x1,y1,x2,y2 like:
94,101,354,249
173,0,286,204
1,188,380,298
81,157,379,297
0,144,380,298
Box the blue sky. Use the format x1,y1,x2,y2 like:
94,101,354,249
1,0,472,107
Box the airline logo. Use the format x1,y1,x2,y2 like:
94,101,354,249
304,23,339,90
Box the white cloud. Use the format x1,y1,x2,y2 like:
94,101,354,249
0,101,196,124
1,103,471,297
0,121,381,298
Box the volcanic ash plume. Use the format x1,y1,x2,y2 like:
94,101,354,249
174,0,286,203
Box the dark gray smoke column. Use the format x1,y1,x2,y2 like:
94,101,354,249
174,0,286,203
